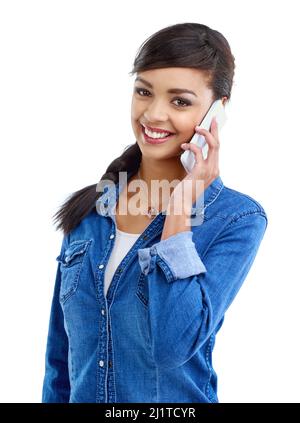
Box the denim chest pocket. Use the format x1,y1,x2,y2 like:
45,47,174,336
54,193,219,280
56,239,91,304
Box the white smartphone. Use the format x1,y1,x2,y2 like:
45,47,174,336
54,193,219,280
180,99,227,173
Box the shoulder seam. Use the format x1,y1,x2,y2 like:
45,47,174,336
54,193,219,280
227,209,268,227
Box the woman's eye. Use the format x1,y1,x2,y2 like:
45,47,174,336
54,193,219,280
173,98,190,107
134,87,191,108
135,88,150,96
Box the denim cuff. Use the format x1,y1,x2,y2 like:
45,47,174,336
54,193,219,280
137,231,207,282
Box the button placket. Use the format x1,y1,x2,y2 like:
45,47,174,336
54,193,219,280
98,233,115,270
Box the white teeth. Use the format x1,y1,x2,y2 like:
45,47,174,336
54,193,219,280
143,125,172,139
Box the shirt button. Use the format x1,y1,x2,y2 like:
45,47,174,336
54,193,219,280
99,264,104,269
110,234,115,239
101,309,105,315
99,360,104,367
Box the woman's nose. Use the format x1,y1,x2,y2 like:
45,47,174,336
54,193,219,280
144,99,169,122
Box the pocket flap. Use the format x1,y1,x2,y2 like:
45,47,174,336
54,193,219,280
56,240,91,266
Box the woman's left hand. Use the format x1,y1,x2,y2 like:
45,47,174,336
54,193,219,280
168,116,220,214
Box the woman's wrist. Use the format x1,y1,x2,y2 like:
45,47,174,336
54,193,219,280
161,201,192,240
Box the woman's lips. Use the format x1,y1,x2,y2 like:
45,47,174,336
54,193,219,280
143,124,175,134
141,124,176,144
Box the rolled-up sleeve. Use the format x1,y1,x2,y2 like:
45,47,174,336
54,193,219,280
138,231,207,281
137,212,268,370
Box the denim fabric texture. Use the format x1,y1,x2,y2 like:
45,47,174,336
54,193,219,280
42,173,268,403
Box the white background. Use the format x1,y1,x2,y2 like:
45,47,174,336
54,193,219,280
0,0,299,403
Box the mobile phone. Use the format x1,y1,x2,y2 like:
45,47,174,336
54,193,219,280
180,99,227,173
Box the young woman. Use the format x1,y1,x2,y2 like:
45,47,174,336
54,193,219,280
42,22,268,403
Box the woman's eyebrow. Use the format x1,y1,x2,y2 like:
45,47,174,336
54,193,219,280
134,76,198,97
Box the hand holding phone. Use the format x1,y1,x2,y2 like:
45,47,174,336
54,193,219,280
180,99,227,173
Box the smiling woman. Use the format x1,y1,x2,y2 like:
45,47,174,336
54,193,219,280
130,66,227,157
51,22,235,235
42,22,268,404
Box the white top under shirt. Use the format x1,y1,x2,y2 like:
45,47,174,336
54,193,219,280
104,227,142,298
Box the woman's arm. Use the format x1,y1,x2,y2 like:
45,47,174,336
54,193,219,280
137,211,268,370
41,236,70,403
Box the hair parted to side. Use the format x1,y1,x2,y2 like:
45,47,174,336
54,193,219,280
53,22,235,236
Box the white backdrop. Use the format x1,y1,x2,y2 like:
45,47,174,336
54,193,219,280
0,0,299,403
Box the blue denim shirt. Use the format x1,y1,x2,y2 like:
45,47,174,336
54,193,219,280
42,174,268,403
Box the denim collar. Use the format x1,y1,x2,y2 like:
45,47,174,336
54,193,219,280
95,171,224,221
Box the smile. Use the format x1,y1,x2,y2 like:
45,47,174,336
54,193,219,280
141,124,176,144
141,123,175,137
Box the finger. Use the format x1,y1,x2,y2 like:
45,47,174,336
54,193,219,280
195,123,220,150
181,141,204,167
209,116,220,143
195,121,220,167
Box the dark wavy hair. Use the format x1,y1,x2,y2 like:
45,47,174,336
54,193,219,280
53,22,235,236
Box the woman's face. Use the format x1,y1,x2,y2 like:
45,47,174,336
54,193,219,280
131,67,226,160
